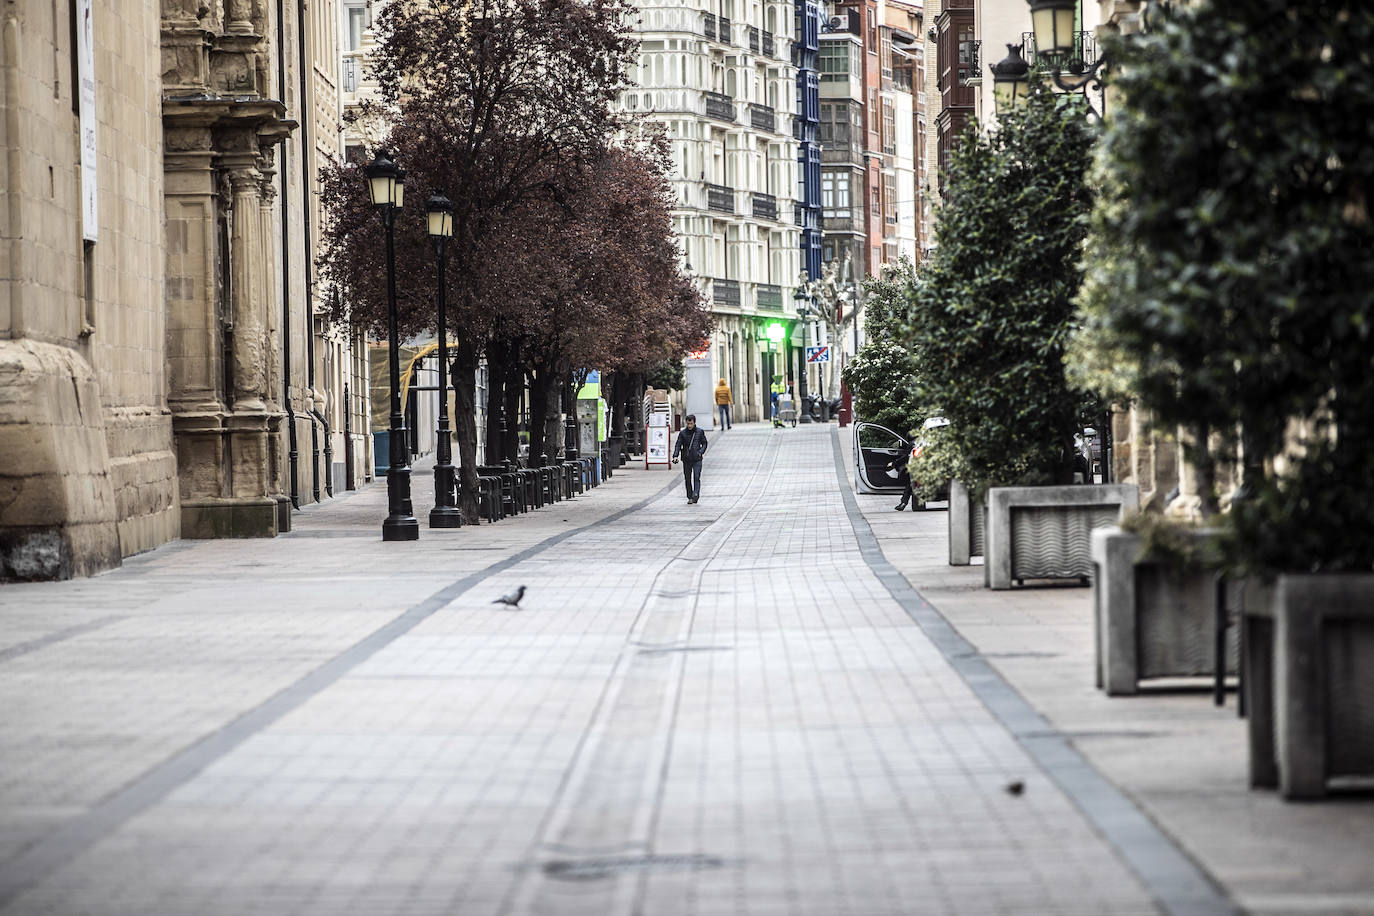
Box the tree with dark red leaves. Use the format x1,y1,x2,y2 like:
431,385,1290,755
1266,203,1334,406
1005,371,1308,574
317,0,708,522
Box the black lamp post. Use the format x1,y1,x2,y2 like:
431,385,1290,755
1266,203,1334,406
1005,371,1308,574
426,192,461,528
792,286,813,423
990,43,1031,114
365,151,419,541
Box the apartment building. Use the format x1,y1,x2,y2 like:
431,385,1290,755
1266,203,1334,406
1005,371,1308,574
627,0,809,425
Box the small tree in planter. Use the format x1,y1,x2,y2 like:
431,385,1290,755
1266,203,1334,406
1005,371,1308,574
842,258,928,437
906,92,1128,585
1071,0,1374,795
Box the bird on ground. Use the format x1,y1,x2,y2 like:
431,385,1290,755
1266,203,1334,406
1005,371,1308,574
1004,780,1025,797
492,585,526,608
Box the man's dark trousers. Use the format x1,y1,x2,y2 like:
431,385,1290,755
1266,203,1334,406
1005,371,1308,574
717,404,731,429
682,458,702,499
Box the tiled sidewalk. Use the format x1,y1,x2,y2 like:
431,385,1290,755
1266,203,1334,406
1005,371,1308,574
842,429,1374,916
0,424,1257,914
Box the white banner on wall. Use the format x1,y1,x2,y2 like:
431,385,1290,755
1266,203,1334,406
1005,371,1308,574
77,0,98,241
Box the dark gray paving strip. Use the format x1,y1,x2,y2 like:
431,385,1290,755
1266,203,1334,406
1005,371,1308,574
0,616,128,664
828,428,1239,916
0,472,685,910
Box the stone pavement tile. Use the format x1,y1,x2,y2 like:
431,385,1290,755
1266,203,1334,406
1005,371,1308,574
841,430,1374,916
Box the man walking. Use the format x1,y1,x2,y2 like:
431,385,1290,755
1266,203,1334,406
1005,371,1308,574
672,414,709,504
713,377,733,430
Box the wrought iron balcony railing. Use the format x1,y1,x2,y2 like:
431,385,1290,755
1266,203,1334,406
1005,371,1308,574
751,191,778,220
704,90,735,122
706,182,735,213
712,278,741,307
749,103,776,132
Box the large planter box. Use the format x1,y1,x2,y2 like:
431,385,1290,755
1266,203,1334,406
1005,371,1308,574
1092,526,1237,696
986,484,1139,590
1244,573,1374,799
948,479,984,566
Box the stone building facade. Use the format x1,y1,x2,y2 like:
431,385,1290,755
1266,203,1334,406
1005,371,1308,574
1,0,369,581
624,0,808,425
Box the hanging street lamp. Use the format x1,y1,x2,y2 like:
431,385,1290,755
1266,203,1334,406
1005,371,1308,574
1023,0,1110,117
426,192,461,528
990,43,1032,114
363,150,419,541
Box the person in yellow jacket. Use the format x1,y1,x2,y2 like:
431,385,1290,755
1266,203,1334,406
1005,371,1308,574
770,375,786,427
713,378,733,430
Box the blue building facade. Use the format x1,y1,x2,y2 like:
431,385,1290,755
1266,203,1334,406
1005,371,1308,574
795,0,822,280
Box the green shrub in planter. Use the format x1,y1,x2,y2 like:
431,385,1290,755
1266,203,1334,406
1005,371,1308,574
1071,0,1374,571
1070,0,1374,796
905,91,1100,500
842,258,930,437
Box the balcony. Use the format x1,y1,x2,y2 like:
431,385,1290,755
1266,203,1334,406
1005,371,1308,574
719,16,732,44
749,26,760,53
703,11,716,41
341,55,361,93
706,182,735,213
749,103,776,132
757,283,783,310
712,279,741,308
704,90,735,122
762,31,775,57
751,191,778,220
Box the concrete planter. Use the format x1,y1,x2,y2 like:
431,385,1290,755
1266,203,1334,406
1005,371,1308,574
1244,574,1374,799
947,480,984,566
986,484,1139,590
1091,526,1237,696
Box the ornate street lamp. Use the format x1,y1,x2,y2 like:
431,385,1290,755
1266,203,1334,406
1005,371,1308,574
1028,0,1077,61
990,43,1031,114
426,192,461,528
364,150,419,541
792,286,813,423
1024,0,1110,117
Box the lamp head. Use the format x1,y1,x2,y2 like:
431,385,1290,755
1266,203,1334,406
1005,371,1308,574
363,151,399,208
425,193,454,238
990,43,1031,114
1027,0,1077,62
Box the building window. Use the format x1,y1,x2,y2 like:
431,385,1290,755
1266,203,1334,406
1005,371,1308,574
882,99,895,154
346,3,367,50
821,171,850,219
883,173,896,224
818,42,848,80
868,90,878,133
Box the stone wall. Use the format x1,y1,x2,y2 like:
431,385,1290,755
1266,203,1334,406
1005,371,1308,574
0,0,176,579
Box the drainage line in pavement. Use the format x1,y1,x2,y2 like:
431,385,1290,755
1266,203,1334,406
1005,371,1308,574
0,471,686,910
828,427,1239,916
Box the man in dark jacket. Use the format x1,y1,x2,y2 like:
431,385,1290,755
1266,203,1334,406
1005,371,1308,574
672,414,709,504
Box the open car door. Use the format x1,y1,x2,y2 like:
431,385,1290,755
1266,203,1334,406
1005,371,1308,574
854,422,910,494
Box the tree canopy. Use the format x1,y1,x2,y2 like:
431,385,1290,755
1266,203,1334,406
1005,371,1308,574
1070,0,1374,573
904,91,1098,498
316,0,710,520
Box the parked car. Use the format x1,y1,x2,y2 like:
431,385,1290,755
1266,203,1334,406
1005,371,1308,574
853,416,950,508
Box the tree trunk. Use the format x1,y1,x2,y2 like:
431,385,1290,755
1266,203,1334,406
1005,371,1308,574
453,339,482,524
502,356,521,466
528,363,549,466
1192,422,1220,520
484,339,505,467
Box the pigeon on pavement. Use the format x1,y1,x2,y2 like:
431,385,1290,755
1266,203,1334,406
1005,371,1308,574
492,585,526,608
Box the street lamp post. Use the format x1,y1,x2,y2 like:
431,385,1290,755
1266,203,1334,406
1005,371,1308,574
792,287,813,423
426,192,461,528
365,151,419,541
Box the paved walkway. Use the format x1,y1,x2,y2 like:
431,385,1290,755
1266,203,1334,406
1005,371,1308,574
0,424,1352,914
845,434,1374,916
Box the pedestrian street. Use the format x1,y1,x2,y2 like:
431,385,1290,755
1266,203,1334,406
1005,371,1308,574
0,424,1218,916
